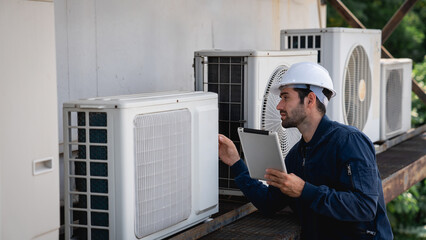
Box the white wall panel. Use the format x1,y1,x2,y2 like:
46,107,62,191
55,0,98,151
285,0,326,29
67,0,98,100
0,0,59,239
55,0,326,145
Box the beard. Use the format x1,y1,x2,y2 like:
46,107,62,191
280,104,307,128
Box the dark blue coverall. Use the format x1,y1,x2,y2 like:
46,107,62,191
231,115,393,239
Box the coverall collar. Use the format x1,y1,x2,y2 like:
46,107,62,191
301,115,332,147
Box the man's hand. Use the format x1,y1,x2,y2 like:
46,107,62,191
218,134,240,166
265,169,305,198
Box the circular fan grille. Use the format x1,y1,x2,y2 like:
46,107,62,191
343,45,372,131
261,65,301,157
386,69,403,132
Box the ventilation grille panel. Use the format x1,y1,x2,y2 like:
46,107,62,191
66,111,110,240
284,34,322,63
344,45,372,131
134,109,192,238
261,66,301,157
203,56,245,193
385,69,403,134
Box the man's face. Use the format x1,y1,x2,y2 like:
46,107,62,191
276,87,307,128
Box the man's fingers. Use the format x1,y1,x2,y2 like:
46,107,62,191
218,134,224,143
266,181,278,188
264,174,278,182
265,168,284,176
266,169,288,182
218,134,231,145
266,171,305,198
265,173,289,186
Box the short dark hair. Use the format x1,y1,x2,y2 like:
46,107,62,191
293,87,333,115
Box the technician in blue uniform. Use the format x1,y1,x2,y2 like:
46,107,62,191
218,62,393,239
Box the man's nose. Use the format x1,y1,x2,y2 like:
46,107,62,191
276,99,284,111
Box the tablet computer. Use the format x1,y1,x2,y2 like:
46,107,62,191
237,127,287,180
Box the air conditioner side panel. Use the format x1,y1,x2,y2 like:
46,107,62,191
379,65,388,141
113,109,134,239
366,32,382,142
193,103,219,213
194,56,204,91
322,32,345,124
362,32,381,142
247,58,259,128
401,61,413,132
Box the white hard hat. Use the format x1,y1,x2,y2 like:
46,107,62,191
271,62,336,99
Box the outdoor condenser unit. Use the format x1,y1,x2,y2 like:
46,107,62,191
194,49,317,195
63,91,218,239
379,58,412,141
281,28,382,143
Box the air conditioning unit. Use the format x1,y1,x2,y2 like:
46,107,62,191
63,91,218,240
380,58,412,141
281,28,382,143
194,49,317,195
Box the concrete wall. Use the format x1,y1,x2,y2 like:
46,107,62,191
55,0,327,147
0,0,59,239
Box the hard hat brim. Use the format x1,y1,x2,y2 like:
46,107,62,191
270,83,337,98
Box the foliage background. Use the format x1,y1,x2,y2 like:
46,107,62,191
327,0,426,238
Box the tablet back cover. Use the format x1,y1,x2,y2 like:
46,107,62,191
238,128,286,180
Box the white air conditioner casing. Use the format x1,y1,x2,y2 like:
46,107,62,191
281,28,382,143
379,58,412,141
63,91,218,239
194,50,317,195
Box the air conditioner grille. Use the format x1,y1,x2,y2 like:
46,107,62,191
385,68,403,133
203,56,245,193
134,109,191,238
344,45,372,131
261,65,301,157
66,111,110,239
285,34,322,63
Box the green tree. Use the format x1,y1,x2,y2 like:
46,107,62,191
327,0,426,63
386,180,426,239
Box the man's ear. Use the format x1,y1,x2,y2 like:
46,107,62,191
306,91,317,107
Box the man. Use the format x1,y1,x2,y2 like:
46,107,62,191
218,62,393,239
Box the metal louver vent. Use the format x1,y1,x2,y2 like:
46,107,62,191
343,45,372,131
134,109,192,238
285,34,322,63
261,66,301,157
385,69,403,133
66,111,110,239
202,56,245,193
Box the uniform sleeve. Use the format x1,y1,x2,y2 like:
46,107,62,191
299,132,380,222
230,159,290,215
